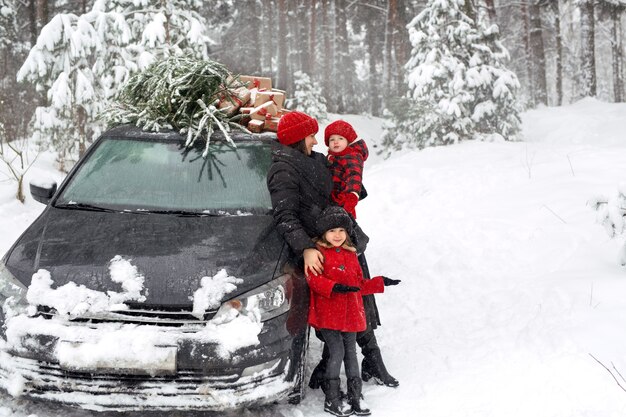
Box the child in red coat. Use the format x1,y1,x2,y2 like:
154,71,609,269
324,120,369,219
307,206,400,416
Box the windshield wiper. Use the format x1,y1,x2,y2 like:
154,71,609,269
139,209,214,217
55,202,118,213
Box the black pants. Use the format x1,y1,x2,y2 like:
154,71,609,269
319,329,359,380
315,253,382,361
315,253,380,360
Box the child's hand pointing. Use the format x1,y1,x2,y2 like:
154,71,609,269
382,277,401,286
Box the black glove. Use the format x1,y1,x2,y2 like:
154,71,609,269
382,276,401,286
333,283,360,293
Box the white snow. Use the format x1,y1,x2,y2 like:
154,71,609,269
25,256,146,318
2,98,626,415
191,268,242,319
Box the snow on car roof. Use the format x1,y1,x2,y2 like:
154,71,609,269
101,124,278,143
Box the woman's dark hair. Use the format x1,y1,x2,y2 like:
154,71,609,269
319,230,355,249
289,139,307,154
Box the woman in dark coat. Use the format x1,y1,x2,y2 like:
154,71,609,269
266,111,399,389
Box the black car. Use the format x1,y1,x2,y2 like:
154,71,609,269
0,125,309,411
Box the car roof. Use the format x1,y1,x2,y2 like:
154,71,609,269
101,124,278,143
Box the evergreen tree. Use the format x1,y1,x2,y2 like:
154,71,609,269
104,56,246,158
383,0,520,151
0,1,18,52
469,19,522,139
287,71,328,122
590,187,626,266
16,0,213,168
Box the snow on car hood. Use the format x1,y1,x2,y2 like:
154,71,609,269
6,207,283,305
3,264,262,380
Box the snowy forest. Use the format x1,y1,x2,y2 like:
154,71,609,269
1,0,626,169
3,2,626,416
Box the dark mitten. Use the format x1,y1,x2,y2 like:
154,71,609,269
333,283,360,293
382,276,401,286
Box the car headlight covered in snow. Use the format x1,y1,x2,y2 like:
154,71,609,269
0,262,28,333
212,274,290,324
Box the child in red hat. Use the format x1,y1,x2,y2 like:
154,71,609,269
324,120,369,219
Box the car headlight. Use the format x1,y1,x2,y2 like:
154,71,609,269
212,274,291,324
0,262,29,320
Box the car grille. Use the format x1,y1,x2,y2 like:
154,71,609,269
28,360,240,385
36,304,218,327
0,353,292,411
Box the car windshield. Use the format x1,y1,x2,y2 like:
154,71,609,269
56,137,273,214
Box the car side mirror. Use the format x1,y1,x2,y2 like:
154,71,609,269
30,179,57,205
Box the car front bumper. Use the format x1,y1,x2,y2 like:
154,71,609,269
0,312,306,411
0,351,293,411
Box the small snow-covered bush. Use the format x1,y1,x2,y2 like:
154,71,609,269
286,71,328,122
589,185,626,265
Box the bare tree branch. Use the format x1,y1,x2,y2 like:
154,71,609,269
590,354,626,393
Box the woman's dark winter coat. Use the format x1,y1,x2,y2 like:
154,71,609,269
307,242,384,332
266,142,379,329
267,145,334,256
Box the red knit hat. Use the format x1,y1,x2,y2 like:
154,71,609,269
277,111,319,146
324,120,357,146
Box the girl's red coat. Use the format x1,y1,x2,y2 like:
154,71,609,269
306,243,384,332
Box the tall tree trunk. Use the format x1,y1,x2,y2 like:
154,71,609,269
77,105,87,157
611,4,624,102
277,0,289,89
26,0,48,46
392,0,409,97
366,13,381,116
521,1,535,106
36,0,48,31
307,0,317,76
382,0,394,101
321,0,334,111
579,0,596,97
296,0,310,77
262,0,275,77
251,0,262,75
529,0,547,105
286,0,299,93
334,0,350,113
550,0,563,106
28,1,37,46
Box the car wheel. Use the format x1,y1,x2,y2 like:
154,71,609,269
287,326,310,405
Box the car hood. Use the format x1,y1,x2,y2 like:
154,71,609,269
5,207,284,306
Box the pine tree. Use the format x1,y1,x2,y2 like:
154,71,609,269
287,71,328,122
104,56,246,158
383,0,520,151
16,0,213,168
469,16,522,139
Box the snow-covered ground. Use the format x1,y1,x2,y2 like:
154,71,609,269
2,98,626,416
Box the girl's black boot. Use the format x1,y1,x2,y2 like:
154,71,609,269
323,378,352,417
347,377,371,416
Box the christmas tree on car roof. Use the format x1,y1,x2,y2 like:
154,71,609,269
103,56,290,157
